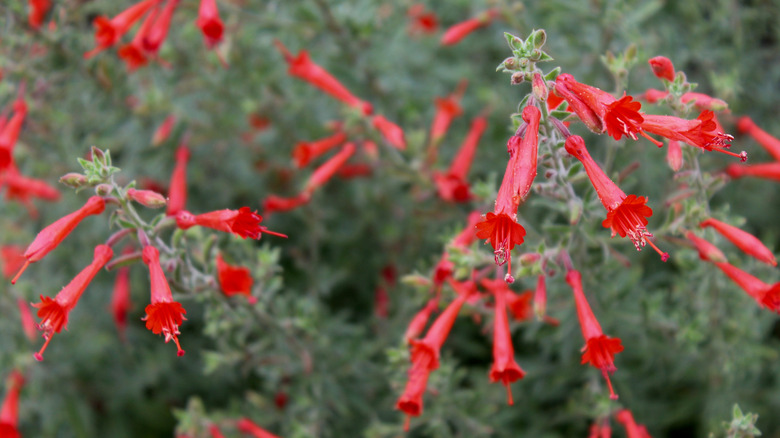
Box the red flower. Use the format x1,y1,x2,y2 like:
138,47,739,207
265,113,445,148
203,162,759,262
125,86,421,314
208,424,226,438
84,0,159,59
700,218,777,266
440,9,499,46
639,88,668,104
588,420,612,438
433,115,487,202
303,143,356,195
0,370,24,438
737,116,780,161
236,418,281,438
641,111,744,160
407,4,439,36
32,244,114,361
151,115,176,146
554,74,644,141
196,0,224,48
176,207,287,240
564,135,668,260
371,115,407,150
396,352,434,430
262,193,311,215
17,297,37,342
712,261,780,313
127,188,167,209
427,81,467,161
532,274,547,320
506,289,533,322
681,92,728,112
686,231,726,263
275,40,373,115
167,144,190,216
292,131,347,168
482,278,526,405
12,196,105,284
452,211,483,249
142,0,180,55
615,409,652,438
0,95,27,170
111,258,132,341
118,5,158,72
216,253,255,303
725,161,780,182
566,270,624,400
648,56,675,81
475,213,525,281
141,245,186,356
404,298,438,343
28,0,52,29
0,165,61,218
666,139,683,172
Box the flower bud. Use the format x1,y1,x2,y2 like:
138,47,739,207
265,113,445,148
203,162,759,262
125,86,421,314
502,57,517,70
648,56,675,82
531,29,546,49
95,184,112,196
532,73,547,102
666,140,683,172
510,72,524,85
127,188,167,208
60,173,88,188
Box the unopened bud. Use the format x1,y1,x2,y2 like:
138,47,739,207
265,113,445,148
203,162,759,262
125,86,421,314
127,188,167,208
90,146,106,164
531,29,546,49
648,56,675,82
503,57,517,70
60,172,88,188
95,184,112,196
511,72,524,85
666,140,683,172
532,72,548,102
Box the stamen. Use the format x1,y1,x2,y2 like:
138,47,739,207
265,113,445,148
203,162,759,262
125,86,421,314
504,380,514,405
34,334,54,361
11,259,30,285
710,146,747,161
639,131,664,147
643,236,669,261
602,369,618,400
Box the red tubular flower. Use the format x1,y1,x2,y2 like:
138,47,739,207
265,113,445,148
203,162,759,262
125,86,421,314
566,270,624,400
713,261,780,313
482,278,526,404
337,163,372,179
303,143,356,195
12,196,105,284
404,298,439,343
127,188,167,208
0,370,24,438
28,0,52,29
141,245,186,356
292,131,347,168
84,0,159,58
0,96,27,170
588,420,613,438
427,81,467,161
737,116,780,161
208,424,226,438
433,115,487,202
142,0,180,55
17,297,37,342
615,409,652,438
532,274,547,320
686,231,727,263
262,193,311,215
681,92,728,112
236,418,281,438
648,56,675,81
118,5,158,72
396,350,434,430
440,9,499,46
176,207,287,240
166,144,190,216
32,244,114,361
111,259,132,341
554,73,644,141
700,218,777,266
564,135,668,260
452,211,482,249
371,115,407,150
274,41,373,116
216,253,255,303
639,88,668,104
0,165,61,218
666,139,683,172
196,0,224,48
641,111,744,160
725,161,780,182
152,115,176,146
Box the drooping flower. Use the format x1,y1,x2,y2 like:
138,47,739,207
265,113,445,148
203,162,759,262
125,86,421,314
274,40,373,116
564,135,668,260
111,256,132,341
12,196,105,284
127,188,167,209
396,351,433,431
641,111,744,160
28,0,52,29
440,9,499,46
117,5,158,72
292,131,347,168
554,73,644,141
737,116,780,161
712,260,780,313
371,115,407,150
0,94,27,170
666,139,683,172
84,0,159,59
166,144,190,216
615,409,652,438
426,81,467,164
207,424,226,438
566,270,624,400
303,143,356,195
216,253,255,303
725,161,780,182
196,0,224,48
151,115,176,146
142,0,180,55
482,278,526,404
0,370,24,438
686,231,726,263
176,207,287,240
0,165,61,217
235,418,281,438
648,56,675,81
433,115,487,202
681,92,728,112
141,245,186,356
262,193,311,215
700,218,777,266
32,244,114,361
404,298,439,343
588,419,613,438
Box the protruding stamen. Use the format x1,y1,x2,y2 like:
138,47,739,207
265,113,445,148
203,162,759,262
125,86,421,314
504,380,514,405
11,260,30,285
643,236,669,261
34,334,54,361
639,131,664,147
602,369,618,400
